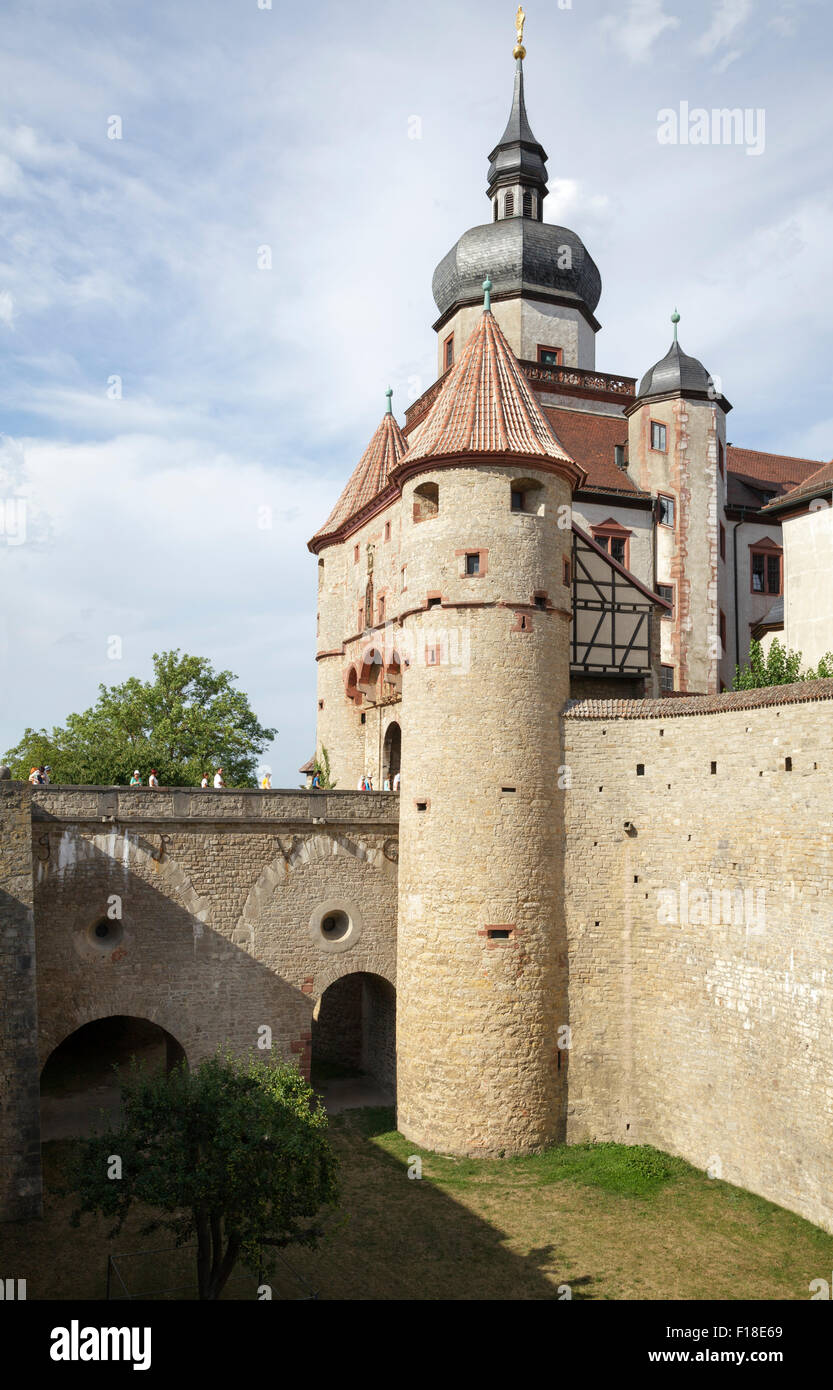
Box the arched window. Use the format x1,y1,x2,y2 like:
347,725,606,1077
358,647,384,696
413,481,439,523
504,191,514,217
345,666,362,706
510,477,545,516
523,189,534,218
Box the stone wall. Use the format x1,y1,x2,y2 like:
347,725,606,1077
564,683,833,1233
0,781,42,1220
30,788,398,1070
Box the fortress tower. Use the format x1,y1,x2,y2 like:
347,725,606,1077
394,292,583,1155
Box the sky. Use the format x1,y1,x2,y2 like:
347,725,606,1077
1,0,832,785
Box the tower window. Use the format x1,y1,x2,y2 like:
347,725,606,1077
657,494,675,528
504,191,514,217
522,190,534,218
537,345,563,367
443,334,454,371
660,665,675,692
465,552,480,576
657,583,674,618
510,478,544,515
413,481,439,523
534,593,547,610
650,421,667,452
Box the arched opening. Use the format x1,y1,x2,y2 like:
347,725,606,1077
523,189,534,218
40,1016,186,1140
358,646,384,697
413,480,439,523
504,190,514,217
345,664,362,706
383,650,402,697
311,973,395,1112
383,722,401,786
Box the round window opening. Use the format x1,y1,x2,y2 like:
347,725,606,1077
89,916,124,950
320,911,350,942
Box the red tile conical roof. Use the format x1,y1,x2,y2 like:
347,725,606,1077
312,410,406,546
402,310,581,478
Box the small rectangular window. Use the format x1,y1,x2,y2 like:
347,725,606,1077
562,557,571,587
719,610,726,654
651,421,667,452
658,494,675,528
486,927,513,940
537,346,563,367
443,334,454,370
610,536,626,565
401,564,407,591
718,440,725,478
636,764,645,776
384,521,391,542
465,552,480,576
416,800,428,812
534,594,547,610
427,596,441,609
511,489,524,511
751,549,782,595
660,664,675,692
354,544,360,563
657,584,674,618
358,604,365,630
719,522,726,561
378,595,385,623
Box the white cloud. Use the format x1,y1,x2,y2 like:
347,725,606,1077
695,0,754,58
599,0,681,64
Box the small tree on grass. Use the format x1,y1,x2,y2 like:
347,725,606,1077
67,1053,339,1301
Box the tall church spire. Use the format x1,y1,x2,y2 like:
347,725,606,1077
486,16,548,219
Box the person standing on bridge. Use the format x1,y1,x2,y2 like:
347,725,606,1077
130,769,142,785
213,768,225,788
200,774,209,788
148,769,159,787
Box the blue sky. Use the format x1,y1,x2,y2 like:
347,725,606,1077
1,0,831,783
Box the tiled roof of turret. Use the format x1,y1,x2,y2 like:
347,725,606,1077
312,410,406,545
403,310,580,475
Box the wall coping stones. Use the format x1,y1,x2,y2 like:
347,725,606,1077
564,676,833,720
29,787,400,826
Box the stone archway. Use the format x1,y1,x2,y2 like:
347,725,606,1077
311,972,396,1113
382,721,401,785
39,1016,186,1141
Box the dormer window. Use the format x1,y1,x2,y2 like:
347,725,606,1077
504,191,514,217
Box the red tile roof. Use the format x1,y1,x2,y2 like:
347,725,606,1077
726,446,824,488
542,407,642,495
761,456,833,514
312,411,406,545
403,310,579,473
565,676,833,719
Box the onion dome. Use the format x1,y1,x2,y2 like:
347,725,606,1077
637,310,714,401
403,281,583,484
310,389,406,549
432,56,601,327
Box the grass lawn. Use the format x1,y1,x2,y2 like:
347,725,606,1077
3,1107,830,1300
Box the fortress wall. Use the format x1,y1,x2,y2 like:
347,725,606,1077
565,688,833,1232
0,781,42,1220
29,788,398,1086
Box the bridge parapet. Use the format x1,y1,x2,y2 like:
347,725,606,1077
31,786,400,827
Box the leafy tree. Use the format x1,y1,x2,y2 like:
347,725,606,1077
67,1053,339,1301
3,650,276,786
733,638,833,690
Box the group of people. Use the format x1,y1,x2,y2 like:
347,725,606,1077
27,766,51,785
356,772,400,792
129,768,228,788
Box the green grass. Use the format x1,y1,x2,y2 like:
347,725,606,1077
5,1109,832,1301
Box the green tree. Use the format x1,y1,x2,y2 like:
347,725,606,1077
3,650,276,787
733,638,833,690
67,1053,339,1301
310,746,337,789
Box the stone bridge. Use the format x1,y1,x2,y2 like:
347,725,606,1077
1,783,400,1218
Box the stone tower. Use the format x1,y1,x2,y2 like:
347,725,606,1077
625,314,731,693
394,291,583,1155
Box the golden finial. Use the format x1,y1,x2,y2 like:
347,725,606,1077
513,6,526,60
